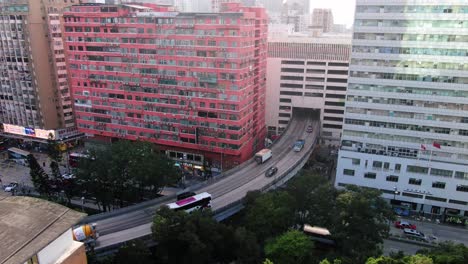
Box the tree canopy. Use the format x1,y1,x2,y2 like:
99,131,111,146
243,172,395,263
151,206,260,264
265,230,314,264
243,190,296,241
75,140,179,211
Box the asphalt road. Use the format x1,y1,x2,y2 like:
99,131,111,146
392,217,468,245
95,114,319,249
383,239,426,256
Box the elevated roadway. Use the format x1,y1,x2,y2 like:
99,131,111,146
87,112,320,251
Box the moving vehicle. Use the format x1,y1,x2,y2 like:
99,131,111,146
62,173,75,180
306,125,313,133
177,191,196,201
72,223,98,250
69,152,92,168
4,182,18,192
394,220,416,230
166,192,212,213
293,139,305,152
403,228,427,241
8,147,30,166
265,166,278,177
255,149,272,164
303,224,335,247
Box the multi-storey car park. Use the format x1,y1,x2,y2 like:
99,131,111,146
266,35,351,144
336,0,468,220
63,2,267,172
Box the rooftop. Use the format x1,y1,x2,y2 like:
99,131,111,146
0,196,86,264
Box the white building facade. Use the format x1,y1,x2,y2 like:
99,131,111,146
336,0,468,220
266,36,351,143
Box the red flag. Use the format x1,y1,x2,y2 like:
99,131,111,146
433,142,441,149
421,144,426,150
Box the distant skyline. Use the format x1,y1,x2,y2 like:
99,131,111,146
307,0,356,26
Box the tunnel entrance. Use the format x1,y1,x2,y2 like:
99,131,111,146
292,107,321,120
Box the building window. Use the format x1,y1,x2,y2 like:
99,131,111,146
352,158,360,165
449,199,467,205
372,161,382,169
456,185,468,192
408,178,422,185
402,192,423,198
343,169,355,176
454,171,468,180
383,162,390,170
430,168,453,178
386,175,399,182
425,196,447,202
432,182,446,189
407,165,429,174
364,172,376,179
395,164,401,172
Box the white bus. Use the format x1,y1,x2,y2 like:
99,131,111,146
166,192,212,213
8,147,30,166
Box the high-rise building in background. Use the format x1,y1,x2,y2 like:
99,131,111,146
63,2,267,172
0,0,75,131
266,35,351,143
336,0,468,218
286,0,309,15
311,8,334,35
256,0,284,14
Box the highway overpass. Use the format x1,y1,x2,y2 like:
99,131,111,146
83,111,320,251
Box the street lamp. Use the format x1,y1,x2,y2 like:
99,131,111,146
81,197,85,212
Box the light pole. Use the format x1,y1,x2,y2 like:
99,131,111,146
81,196,85,212
220,147,223,173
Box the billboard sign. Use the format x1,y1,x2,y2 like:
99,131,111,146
3,124,56,140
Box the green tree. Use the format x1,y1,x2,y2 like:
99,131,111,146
286,172,337,226
27,154,51,196
75,140,179,210
152,206,258,264
265,230,314,264
75,147,113,211
333,185,395,263
320,259,343,264
418,242,468,264
113,240,153,264
366,255,433,264
244,190,296,242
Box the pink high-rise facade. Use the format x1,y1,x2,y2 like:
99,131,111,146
63,2,267,171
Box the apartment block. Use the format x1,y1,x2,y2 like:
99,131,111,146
0,0,75,131
266,36,351,143
63,2,267,171
336,0,468,219
311,8,334,35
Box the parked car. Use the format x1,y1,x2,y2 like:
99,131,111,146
395,220,417,230
306,125,313,133
265,166,278,177
4,182,18,192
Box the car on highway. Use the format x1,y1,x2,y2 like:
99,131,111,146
306,125,313,133
395,220,416,230
265,166,278,177
403,228,427,241
4,182,18,192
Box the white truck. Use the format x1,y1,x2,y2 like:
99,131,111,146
255,149,272,164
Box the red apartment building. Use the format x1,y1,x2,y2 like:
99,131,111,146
63,2,267,172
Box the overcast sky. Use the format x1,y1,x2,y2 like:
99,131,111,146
308,0,356,26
